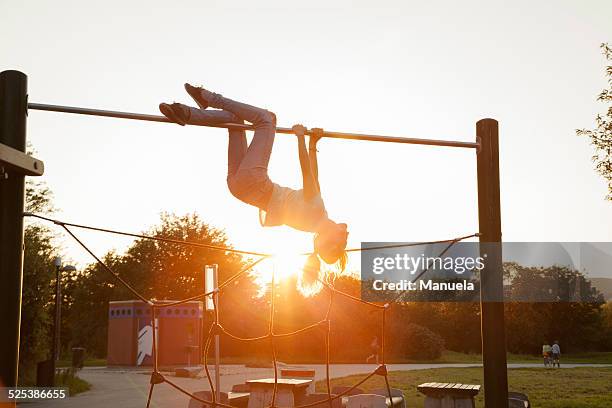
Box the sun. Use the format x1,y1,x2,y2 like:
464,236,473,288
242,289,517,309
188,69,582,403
247,234,342,298
271,252,306,281
250,243,310,297
257,252,306,283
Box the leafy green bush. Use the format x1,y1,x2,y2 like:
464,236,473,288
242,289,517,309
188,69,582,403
389,323,445,360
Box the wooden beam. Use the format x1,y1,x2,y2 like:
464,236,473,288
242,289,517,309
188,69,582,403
0,142,44,176
476,118,509,407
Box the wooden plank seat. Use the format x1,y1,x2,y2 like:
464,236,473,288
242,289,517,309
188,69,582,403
247,378,312,408
281,368,316,394
417,383,481,398
417,383,481,408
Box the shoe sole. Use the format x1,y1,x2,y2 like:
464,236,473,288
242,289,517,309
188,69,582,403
159,103,186,126
184,83,209,110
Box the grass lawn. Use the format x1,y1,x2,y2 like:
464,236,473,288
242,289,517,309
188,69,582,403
408,350,612,364
317,367,612,408
234,351,612,366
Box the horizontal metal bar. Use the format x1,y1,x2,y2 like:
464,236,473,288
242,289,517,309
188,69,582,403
0,143,44,176
28,102,479,149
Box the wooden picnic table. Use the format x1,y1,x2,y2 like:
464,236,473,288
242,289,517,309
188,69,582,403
247,378,312,408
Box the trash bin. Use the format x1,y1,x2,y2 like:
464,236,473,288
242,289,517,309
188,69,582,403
71,347,86,369
36,359,55,386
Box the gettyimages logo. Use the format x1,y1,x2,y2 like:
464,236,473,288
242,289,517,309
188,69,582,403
371,253,486,275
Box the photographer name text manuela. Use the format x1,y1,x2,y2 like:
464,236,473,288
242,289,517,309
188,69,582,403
372,279,475,291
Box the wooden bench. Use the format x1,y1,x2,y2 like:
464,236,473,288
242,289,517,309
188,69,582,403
247,378,312,408
281,368,316,394
417,383,481,408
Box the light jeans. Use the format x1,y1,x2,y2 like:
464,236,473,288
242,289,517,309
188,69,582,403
186,94,277,209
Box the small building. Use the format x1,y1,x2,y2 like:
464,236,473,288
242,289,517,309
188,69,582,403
107,300,203,366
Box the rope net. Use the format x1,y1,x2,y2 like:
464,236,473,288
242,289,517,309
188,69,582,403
25,213,478,408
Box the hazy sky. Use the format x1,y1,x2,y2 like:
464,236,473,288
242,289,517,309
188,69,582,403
2,0,612,270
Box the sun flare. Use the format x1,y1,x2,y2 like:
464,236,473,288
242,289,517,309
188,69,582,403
250,244,316,297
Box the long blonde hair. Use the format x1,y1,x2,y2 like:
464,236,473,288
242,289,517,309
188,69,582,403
298,251,347,296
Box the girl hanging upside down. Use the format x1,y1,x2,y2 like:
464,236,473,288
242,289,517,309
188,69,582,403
159,84,348,276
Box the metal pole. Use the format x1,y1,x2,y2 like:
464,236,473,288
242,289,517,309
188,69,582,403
0,70,27,388
213,266,221,403
476,118,508,407
52,259,62,362
27,102,479,149
215,318,221,400
49,263,58,386
57,279,62,362
205,264,221,401
49,261,62,387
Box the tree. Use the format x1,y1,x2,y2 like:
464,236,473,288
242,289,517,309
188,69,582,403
64,213,251,357
503,263,606,353
19,180,60,384
600,301,612,349
577,43,612,200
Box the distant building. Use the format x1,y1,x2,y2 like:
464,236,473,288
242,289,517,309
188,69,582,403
107,300,203,366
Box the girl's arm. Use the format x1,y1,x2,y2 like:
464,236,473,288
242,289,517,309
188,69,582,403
292,124,318,200
308,128,323,193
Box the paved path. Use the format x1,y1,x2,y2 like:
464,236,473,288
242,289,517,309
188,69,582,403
19,363,612,408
